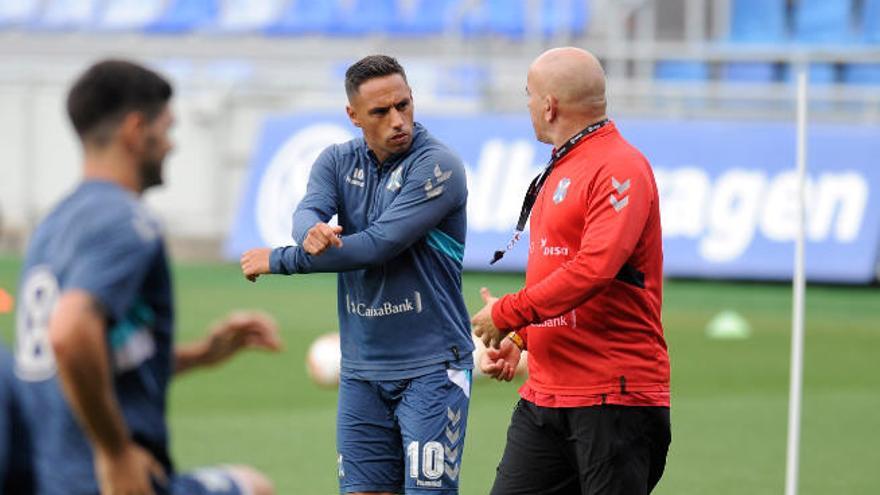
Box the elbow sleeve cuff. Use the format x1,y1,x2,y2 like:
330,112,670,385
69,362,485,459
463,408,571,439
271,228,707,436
270,247,293,275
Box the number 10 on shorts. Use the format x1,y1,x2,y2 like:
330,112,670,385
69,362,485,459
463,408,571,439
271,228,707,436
406,441,444,480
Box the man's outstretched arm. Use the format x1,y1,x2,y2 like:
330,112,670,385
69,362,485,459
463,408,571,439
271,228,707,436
242,151,466,279
50,291,166,495
174,312,281,374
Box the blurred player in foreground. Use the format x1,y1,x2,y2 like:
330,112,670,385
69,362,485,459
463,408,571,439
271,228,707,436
471,47,672,494
14,60,280,495
1,344,33,493
241,55,473,495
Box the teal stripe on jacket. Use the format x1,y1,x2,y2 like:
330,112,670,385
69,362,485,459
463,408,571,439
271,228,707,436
426,228,464,264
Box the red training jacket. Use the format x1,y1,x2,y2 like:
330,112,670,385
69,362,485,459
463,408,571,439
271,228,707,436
492,122,670,407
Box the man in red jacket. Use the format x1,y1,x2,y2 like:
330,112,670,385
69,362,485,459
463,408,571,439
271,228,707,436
471,47,671,495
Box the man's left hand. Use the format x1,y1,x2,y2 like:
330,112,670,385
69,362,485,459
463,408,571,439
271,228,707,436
471,287,506,349
240,248,272,282
200,312,282,367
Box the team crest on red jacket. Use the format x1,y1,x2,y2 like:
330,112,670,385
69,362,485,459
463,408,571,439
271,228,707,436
552,177,571,204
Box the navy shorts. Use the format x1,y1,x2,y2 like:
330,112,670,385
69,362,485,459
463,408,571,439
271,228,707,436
337,368,471,494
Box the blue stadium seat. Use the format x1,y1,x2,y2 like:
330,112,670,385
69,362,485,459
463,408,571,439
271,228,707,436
723,0,788,83
655,61,710,81
264,0,339,36
864,0,880,43
95,0,165,31
540,0,590,38
793,0,853,44
0,0,40,28
782,63,838,84
390,0,460,36
722,62,778,82
729,0,786,43
461,0,527,38
212,0,287,33
436,64,488,98
842,0,880,85
31,0,99,31
332,0,397,36
144,0,219,34
842,64,880,85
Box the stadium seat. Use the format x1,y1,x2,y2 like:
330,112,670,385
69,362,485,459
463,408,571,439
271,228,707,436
655,61,710,81
389,0,461,36
95,0,165,31
332,0,397,36
0,0,40,28
264,0,340,36
212,0,287,33
842,0,880,85
722,62,777,82
729,0,786,43
842,64,880,85
788,0,852,84
540,0,590,38
863,0,880,43
461,0,527,38
782,63,838,84
31,0,99,31
144,0,219,34
723,0,788,83
436,63,488,98
792,0,854,44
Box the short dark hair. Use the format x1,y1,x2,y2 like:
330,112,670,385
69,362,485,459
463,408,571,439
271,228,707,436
344,55,408,100
67,59,172,144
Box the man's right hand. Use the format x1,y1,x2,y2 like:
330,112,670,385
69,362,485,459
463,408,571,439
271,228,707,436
94,443,166,495
302,223,343,256
480,336,522,382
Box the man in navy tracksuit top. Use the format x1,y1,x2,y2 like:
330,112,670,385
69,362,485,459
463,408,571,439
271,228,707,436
241,55,474,495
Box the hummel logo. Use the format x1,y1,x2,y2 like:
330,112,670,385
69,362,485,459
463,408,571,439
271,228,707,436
445,426,460,444
445,463,460,480
444,444,460,463
424,179,444,199
434,163,452,183
447,407,461,425
610,176,630,212
610,195,629,212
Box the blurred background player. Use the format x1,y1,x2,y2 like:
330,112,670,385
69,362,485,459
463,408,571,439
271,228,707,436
240,55,473,495
1,344,34,493
471,47,671,495
14,59,280,495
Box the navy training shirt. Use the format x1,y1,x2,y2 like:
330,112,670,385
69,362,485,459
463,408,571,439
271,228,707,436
270,122,475,379
14,181,174,494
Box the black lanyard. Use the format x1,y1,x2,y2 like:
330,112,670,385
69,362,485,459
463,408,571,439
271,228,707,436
490,119,609,265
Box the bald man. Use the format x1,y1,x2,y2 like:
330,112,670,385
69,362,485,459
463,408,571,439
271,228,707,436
471,47,671,494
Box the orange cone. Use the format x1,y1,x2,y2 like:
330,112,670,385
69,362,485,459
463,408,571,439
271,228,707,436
0,288,13,314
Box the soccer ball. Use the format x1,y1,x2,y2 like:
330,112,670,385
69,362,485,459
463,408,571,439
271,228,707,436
305,332,341,388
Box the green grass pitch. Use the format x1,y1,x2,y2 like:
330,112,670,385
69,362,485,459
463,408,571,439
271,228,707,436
1,257,878,494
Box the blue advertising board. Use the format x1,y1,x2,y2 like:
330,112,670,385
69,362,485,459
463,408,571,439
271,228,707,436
227,114,880,283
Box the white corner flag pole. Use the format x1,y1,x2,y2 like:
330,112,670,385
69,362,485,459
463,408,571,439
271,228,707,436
784,67,808,495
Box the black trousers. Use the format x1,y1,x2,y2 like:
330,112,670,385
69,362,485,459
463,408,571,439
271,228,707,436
490,400,671,495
